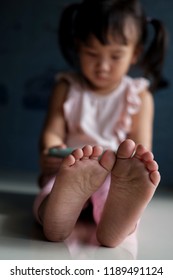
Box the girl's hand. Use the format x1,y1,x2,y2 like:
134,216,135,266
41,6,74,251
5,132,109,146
40,144,67,175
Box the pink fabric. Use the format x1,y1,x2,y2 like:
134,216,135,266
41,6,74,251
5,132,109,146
91,174,111,224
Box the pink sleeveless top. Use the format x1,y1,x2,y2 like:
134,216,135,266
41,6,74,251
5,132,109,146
56,72,149,151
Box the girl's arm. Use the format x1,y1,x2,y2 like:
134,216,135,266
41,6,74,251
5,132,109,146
127,90,154,151
39,80,69,153
39,80,69,175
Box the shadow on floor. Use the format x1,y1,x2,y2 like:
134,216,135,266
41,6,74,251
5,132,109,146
0,190,137,260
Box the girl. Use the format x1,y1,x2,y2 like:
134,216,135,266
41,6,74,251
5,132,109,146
34,0,167,247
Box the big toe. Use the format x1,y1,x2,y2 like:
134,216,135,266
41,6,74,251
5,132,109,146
117,139,136,159
100,150,116,171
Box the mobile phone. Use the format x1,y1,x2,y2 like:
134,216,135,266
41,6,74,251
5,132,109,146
48,147,74,158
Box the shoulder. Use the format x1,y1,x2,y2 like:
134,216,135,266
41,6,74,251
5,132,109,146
124,76,150,94
52,78,69,100
121,76,153,115
52,71,80,98
125,75,153,103
50,71,84,109
55,71,83,88
49,76,70,111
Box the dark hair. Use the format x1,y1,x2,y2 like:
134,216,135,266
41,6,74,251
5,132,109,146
58,0,168,92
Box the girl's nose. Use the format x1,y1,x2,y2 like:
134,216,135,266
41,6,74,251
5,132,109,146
97,58,110,71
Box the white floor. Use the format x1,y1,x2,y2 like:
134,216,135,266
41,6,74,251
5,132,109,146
0,171,173,260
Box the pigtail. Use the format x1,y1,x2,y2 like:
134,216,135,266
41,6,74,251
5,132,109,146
58,3,79,65
141,18,168,91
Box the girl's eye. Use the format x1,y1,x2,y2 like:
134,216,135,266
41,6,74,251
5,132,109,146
87,51,97,57
112,56,120,60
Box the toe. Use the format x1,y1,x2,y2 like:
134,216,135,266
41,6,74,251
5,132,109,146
142,151,154,162
82,145,93,159
72,148,83,160
150,171,161,186
90,145,103,159
135,144,148,159
61,154,76,167
146,160,158,172
117,139,136,159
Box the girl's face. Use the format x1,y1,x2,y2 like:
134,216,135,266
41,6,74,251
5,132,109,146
78,35,139,94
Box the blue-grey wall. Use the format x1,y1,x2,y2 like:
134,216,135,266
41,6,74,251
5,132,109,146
0,0,172,188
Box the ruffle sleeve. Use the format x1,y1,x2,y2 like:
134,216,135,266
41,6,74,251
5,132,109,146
115,77,150,142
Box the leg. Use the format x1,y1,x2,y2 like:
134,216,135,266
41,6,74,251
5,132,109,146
41,145,116,241
96,139,160,248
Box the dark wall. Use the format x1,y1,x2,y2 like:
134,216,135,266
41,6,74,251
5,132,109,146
0,0,172,188
0,0,71,172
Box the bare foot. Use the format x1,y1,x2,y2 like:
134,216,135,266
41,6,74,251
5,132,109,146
42,145,115,241
96,139,160,247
